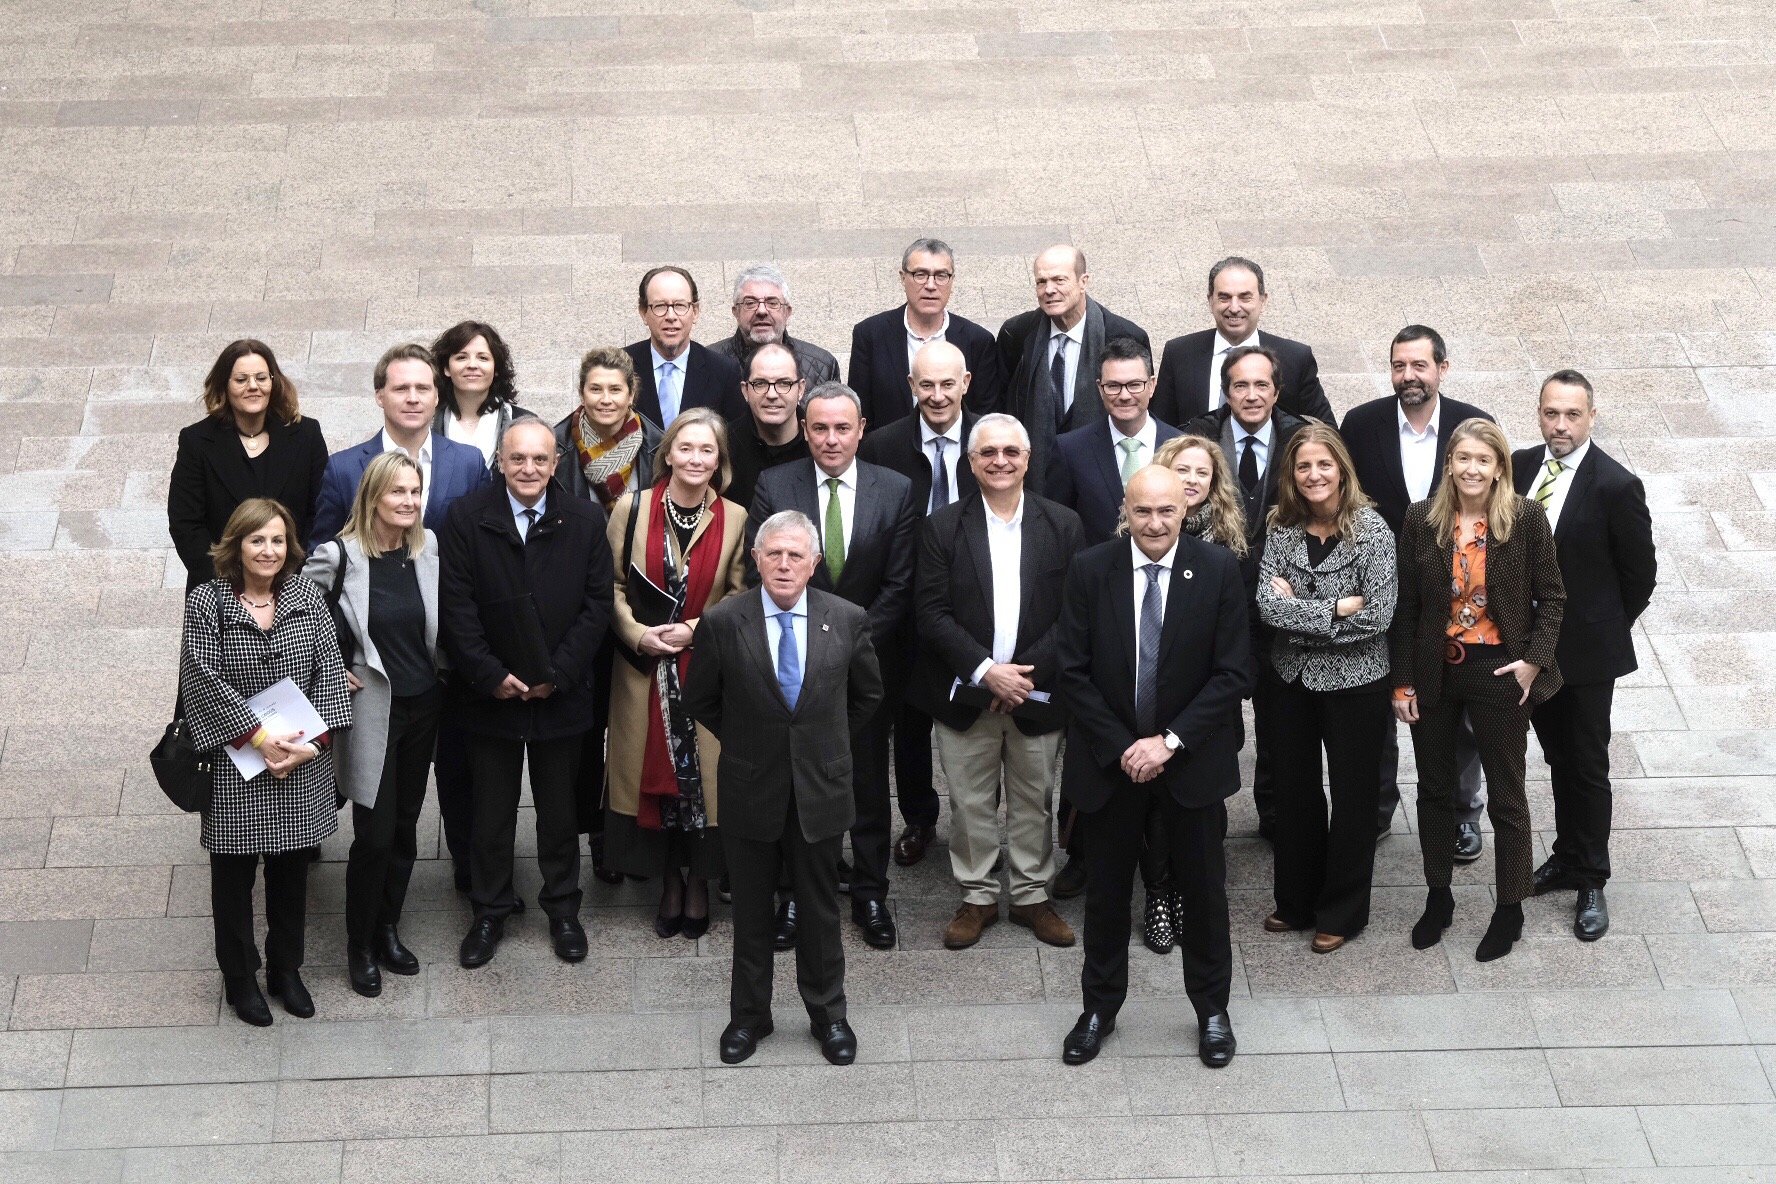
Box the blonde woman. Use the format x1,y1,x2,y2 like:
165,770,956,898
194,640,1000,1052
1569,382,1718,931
1391,419,1565,962
303,452,443,999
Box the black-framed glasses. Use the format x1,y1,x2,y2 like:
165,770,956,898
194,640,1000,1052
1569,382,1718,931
902,268,954,285
737,297,786,312
645,301,695,317
1099,379,1151,396
745,378,802,395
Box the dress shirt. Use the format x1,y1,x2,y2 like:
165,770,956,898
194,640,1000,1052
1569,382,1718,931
651,342,690,427
1206,329,1261,412
814,458,859,552
919,415,965,512
1398,400,1442,503
763,586,809,673
1049,315,1086,415
969,494,1026,685
508,488,546,541
905,309,951,376
1232,416,1275,482
380,429,434,522
444,411,499,468
1531,438,1590,533
1109,415,1159,474
1129,538,1179,652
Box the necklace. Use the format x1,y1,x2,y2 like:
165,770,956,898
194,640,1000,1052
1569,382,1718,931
665,496,704,531
239,592,272,609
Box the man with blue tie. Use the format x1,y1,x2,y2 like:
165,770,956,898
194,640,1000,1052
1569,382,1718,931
623,265,745,430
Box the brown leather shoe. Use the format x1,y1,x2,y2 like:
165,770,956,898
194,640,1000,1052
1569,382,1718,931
1262,913,1300,933
942,902,999,949
1010,901,1076,947
1311,932,1346,954
894,824,935,867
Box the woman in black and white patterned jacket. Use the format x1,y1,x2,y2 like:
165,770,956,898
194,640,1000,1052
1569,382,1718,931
1254,423,1396,954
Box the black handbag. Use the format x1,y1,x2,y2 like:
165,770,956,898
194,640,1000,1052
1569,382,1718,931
150,589,224,813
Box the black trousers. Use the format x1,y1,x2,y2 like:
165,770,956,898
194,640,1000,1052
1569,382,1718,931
1082,785,1231,1024
1532,680,1616,888
1268,672,1389,936
466,732,585,921
210,849,310,978
1249,636,1281,826
725,800,846,1027
847,707,894,902
1138,799,1172,891
434,687,474,881
345,686,442,947
576,641,616,838
893,700,939,830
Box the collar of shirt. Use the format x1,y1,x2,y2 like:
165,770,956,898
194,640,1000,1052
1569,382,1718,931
904,308,950,345
1397,399,1440,442
816,457,859,489
986,492,1025,530
761,586,808,620
1542,438,1590,473
1233,417,1274,450
380,428,431,464
1110,416,1158,452
650,341,689,377
1130,537,1179,574
1212,328,1259,356
507,488,546,523
1050,315,1086,348
919,416,964,451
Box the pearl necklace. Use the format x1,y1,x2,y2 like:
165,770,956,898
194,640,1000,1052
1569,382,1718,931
665,496,704,532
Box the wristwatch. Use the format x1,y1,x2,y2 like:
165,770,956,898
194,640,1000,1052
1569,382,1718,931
1163,731,1182,752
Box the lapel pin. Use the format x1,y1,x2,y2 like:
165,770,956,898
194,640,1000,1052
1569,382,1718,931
821,623,830,632
1182,569,1195,579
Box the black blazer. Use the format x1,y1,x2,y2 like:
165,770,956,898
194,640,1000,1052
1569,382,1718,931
168,413,329,591
997,299,1150,478
1182,405,1310,552
1056,536,1253,812
1152,329,1334,426
856,410,981,516
912,492,1084,735
684,587,884,844
1047,417,1183,545
746,460,919,658
847,306,1006,425
624,340,746,428
1341,394,1494,535
1512,443,1656,685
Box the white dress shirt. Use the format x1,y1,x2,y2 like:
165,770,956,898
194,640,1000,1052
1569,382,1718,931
919,415,965,512
1130,538,1179,651
1206,329,1261,412
1398,400,1442,502
969,494,1026,684
815,457,859,551
905,309,951,376
1109,415,1158,478
1049,316,1086,415
763,587,809,673
1233,416,1275,483
381,429,434,522
508,489,546,541
444,411,499,468
651,342,690,428
1530,438,1589,533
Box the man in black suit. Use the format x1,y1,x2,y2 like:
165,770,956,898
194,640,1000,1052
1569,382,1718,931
1055,465,1252,1068
685,510,884,1066
1342,325,1494,851
857,341,980,868
998,244,1149,481
1152,256,1334,426
724,343,810,509
749,382,918,949
624,265,745,429
1049,335,1184,545
848,237,1006,426
1514,370,1656,942
710,262,840,387
914,412,1083,950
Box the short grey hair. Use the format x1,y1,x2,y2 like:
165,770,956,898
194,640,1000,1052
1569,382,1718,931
900,237,954,270
496,413,553,455
755,509,819,554
732,262,790,305
967,412,1030,454
801,380,863,417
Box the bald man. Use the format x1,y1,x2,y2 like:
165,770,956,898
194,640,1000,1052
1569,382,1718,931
1054,465,1251,1068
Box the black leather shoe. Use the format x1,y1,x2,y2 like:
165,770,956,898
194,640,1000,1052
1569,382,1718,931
225,975,273,1027
1051,857,1087,900
1476,903,1524,962
265,968,314,1018
1411,888,1455,950
813,1019,857,1065
376,925,419,976
893,824,935,867
1454,822,1484,863
719,1019,773,1065
772,899,798,951
1533,858,1583,897
1575,887,1609,941
1062,1011,1114,1065
550,917,588,963
347,946,382,998
459,916,504,968
1198,1012,1237,1068
851,899,896,949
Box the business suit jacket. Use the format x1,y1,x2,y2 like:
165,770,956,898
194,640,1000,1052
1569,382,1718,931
1152,329,1334,426
1056,535,1254,813
1183,405,1310,560
1340,394,1493,535
624,339,745,428
1047,416,1183,545
847,306,1006,425
998,298,1150,479
683,588,884,843
1389,497,1566,711
168,413,330,590
311,431,490,547
856,410,981,515
1512,443,1656,686
912,491,1084,735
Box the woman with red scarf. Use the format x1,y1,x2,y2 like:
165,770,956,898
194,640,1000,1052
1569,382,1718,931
603,407,749,938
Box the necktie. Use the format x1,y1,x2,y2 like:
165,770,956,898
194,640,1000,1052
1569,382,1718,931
1534,457,1564,505
1050,335,1069,426
1135,562,1164,735
776,611,801,709
1118,437,1143,486
521,507,538,542
823,477,846,581
1239,435,1259,495
930,437,951,512
658,360,679,426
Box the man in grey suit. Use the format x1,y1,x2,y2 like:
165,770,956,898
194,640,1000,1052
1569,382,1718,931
685,510,884,1066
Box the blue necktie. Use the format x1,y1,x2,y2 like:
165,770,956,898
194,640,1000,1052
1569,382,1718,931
1135,563,1163,735
658,360,680,426
776,611,801,709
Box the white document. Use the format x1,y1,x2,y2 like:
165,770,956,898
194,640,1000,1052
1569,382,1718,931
225,677,328,779
948,677,1052,703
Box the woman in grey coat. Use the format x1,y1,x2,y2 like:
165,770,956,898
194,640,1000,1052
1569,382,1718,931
180,497,351,1027
303,451,444,1000
1255,423,1396,952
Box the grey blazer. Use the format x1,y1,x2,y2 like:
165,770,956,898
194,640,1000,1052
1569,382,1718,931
1255,506,1396,692
302,532,443,808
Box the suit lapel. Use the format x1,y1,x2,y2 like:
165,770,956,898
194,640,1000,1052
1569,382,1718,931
257,417,300,499
1091,420,1125,507
961,497,994,616
1158,542,1197,662
742,593,793,715
955,413,980,499
1108,541,1138,687
1553,453,1596,540
206,417,259,507
1014,499,1046,652
798,597,835,718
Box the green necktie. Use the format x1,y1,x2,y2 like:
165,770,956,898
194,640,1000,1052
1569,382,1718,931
1534,458,1564,505
824,476,846,581
1119,437,1143,486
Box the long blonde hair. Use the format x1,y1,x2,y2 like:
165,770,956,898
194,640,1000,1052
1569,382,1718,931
1267,423,1374,539
1152,434,1248,557
341,451,428,559
1426,418,1518,545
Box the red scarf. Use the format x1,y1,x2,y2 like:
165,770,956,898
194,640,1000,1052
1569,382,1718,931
636,483,725,828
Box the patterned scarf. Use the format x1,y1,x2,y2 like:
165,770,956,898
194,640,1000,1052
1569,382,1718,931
572,410,644,509
1181,502,1215,541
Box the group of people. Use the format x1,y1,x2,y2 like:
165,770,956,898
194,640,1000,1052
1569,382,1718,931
168,241,1657,1069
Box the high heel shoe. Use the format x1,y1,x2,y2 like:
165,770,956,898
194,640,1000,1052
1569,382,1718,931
1411,888,1455,950
1476,903,1524,962
653,911,684,939
681,913,710,940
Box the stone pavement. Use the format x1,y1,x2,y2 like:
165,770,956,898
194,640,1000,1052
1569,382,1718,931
1,0,1775,1180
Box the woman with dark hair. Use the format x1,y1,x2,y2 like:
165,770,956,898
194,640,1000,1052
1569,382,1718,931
168,340,329,591
430,320,535,469
179,498,352,1025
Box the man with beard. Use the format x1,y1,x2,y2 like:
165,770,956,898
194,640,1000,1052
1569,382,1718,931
710,263,840,389
1341,325,1493,852
726,343,812,509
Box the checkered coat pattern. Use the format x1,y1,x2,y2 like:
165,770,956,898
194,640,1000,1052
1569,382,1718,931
178,577,353,855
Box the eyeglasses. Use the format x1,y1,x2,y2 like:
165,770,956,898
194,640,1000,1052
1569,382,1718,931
645,301,695,317
737,297,786,312
745,378,802,395
902,269,954,285
972,446,1027,461
1099,380,1150,396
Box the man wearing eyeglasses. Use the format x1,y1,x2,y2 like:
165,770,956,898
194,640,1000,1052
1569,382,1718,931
1048,336,1183,545
848,238,1006,428
725,343,812,509
710,262,840,389
623,265,745,430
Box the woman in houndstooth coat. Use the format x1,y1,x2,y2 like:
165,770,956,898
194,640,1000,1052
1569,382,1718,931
179,497,351,1027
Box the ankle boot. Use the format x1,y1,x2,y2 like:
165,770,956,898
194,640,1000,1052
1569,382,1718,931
347,946,382,998
1476,903,1524,962
225,974,273,1027
376,924,420,975
1411,887,1455,950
